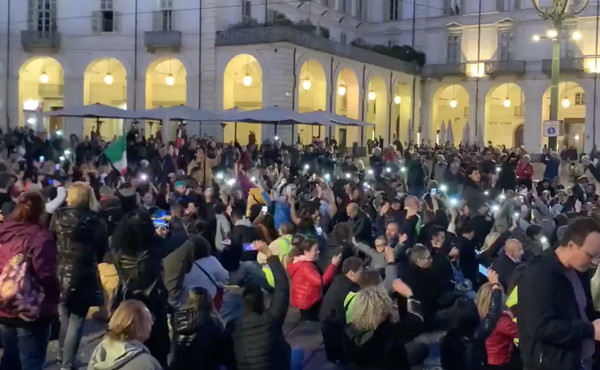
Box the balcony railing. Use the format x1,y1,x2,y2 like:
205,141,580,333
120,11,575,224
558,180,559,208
542,58,585,75
421,63,467,79
215,26,416,74
21,30,61,52
144,30,182,53
485,60,527,77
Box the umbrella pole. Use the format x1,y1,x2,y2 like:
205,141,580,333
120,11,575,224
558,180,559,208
274,122,278,136
96,118,101,138
234,121,238,142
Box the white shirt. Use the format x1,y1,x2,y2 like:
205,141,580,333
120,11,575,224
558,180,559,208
182,256,229,301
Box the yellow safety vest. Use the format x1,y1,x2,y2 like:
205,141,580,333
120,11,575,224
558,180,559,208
262,235,293,288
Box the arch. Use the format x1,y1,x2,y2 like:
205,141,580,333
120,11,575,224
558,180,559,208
514,124,524,148
145,58,188,139
82,58,127,140
432,84,470,146
484,82,525,148
335,67,360,148
18,56,64,133
542,81,586,152
298,59,327,144
366,75,388,144
222,53,263,144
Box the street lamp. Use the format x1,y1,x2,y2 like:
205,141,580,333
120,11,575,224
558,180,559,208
532,0,590,151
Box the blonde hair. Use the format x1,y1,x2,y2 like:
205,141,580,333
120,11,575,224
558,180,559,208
475,282,500,318
351,285,394,332
106,300,149,341
481,232,500,252
67,182,99,211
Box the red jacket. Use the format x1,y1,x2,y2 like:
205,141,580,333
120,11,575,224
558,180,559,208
485,313,518,365
287,260,336,310
516,161,533,180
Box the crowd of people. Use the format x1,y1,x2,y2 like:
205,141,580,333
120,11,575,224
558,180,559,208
1,126,600,370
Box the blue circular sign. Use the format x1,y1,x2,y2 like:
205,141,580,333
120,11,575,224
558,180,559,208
547,127,556,135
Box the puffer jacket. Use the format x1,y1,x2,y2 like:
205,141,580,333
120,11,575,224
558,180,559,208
225,256,291,370
287,260,336,310
0,220,60,323
51,207,107,314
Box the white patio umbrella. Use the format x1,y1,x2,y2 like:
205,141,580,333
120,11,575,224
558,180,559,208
475,124,483,147
463,120,471,146
216,106,306,124
439,120,447,145
44,103,136,119
446,119,455,146
298,110,373,127
130,105,219,122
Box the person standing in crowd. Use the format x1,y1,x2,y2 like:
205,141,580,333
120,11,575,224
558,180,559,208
51,182,108,370
519,217,600,370
224,241,292,370
88,300,162,370
516,154,534,190
0,192,60,370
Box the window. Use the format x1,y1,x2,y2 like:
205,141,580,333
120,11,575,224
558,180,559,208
575,92,585,105
389,0,400,20
92,0,119,33
444,0,462,16
447,34,461,64
357,0,366,19
242,0,252,22
498,31,514,61
153,0,173,31
28,0,57,33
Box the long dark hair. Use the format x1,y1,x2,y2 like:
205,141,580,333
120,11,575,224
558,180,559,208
111,209,156,254
181,287,223,331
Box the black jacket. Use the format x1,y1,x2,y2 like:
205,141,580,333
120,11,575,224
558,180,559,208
170,314,225,370
463,181,486,213
50,207,107,314
452,236,478,285
440,289,503,370
492,253,522,290
343,314,422,370
399,262,448,323
518,251,598,370
319,274,358,324
225,256,291,370
351,210,373,245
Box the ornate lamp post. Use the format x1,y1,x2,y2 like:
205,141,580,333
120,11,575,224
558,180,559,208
532,0,589,151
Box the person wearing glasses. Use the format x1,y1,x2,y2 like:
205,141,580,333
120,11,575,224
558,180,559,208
519,217,600,370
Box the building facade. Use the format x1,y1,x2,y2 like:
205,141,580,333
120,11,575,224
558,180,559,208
1,0,599,153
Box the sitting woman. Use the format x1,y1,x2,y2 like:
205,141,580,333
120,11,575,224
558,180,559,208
88,300,162,370
343,285,428,369
287,238,341,321
170,287,225,370
440,269,503,370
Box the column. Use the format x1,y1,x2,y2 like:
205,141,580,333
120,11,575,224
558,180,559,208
126,76,145,135
582,79,596,153
6,71,19,131
263,49,295,145
199,2,220,140
186,73,201,138
522,81,545,154
419,81,435,144
63,76,84,139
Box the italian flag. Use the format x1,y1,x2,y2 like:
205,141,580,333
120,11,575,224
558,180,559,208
103,136,127,174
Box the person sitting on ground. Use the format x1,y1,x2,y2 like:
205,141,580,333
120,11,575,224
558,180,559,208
440,269,503,370
479,282,521,370
224,241,292,370
287,238,341,321
88,300,162,370
343,284,428,369
319,257,363,364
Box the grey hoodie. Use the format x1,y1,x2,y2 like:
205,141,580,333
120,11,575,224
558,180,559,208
88,338,162,370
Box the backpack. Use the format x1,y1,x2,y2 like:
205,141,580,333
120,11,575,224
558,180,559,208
0,235,45,321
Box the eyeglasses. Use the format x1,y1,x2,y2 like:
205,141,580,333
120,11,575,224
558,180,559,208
581,248,600,265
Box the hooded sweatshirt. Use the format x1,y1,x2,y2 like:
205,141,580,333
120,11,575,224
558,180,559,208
88,338,162,370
